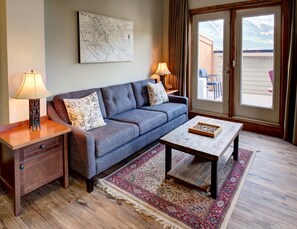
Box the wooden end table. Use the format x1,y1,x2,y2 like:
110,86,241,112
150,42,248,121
165,89,179,95
160,116,243,199
0,119,71,216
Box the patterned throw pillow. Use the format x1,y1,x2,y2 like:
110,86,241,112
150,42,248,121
63,92,106,130
147,82,169,106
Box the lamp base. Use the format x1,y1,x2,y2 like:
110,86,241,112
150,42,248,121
160,75,167,89
29,99,41,131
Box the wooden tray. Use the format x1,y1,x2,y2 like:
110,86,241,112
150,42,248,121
188,122,222,137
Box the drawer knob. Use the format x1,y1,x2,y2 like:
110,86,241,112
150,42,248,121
40,144,45,149
20,164,24,170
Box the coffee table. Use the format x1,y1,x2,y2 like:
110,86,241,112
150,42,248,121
160,116,243,199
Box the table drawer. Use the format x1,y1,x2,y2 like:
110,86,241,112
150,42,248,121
20,136,63,162
20,147,63,195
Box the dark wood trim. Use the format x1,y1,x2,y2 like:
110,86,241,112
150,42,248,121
188,14,193,111
186,10,192,98
13,149,21,216
189,111,284,138
0,116,48,132
229,9,236,118
190,0,283,15
62,133,69,189
279,0,289,128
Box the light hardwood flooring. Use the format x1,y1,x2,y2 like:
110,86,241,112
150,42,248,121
0,131,297,229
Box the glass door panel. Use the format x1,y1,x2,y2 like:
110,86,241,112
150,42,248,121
241,14,274,108
198,20,224,102
192,11,229,115
235,6,281,123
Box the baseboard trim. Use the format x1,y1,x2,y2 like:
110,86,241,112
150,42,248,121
189,111,284,138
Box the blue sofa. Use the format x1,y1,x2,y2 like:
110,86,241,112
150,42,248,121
47,79,188,192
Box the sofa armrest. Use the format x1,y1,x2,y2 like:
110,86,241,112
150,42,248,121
69,127,96,179
47,101,96,179
168,95,188,120
47,101,68,125
168,95,188,106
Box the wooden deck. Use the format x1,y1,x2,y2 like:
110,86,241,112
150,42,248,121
0,131,296,228
206,92,273,108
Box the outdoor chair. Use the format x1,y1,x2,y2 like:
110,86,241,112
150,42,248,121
199,68,222,99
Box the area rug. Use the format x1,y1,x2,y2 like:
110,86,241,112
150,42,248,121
97,144,255,229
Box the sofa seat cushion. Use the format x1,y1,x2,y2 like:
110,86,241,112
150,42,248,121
89,119,139,158
140,102,187,121
111,109,167,135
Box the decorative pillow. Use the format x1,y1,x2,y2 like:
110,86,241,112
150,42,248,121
63,92,106,131
147,82,169,106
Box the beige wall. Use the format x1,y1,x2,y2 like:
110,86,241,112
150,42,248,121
0,0,46,124
0,0,9,124
189,0,245,9
45,0,163,96
1,0,249,125
162,0,169,62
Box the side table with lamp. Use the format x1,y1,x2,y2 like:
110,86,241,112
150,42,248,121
165,89,179,95
155,62,179,95
0,70,71,216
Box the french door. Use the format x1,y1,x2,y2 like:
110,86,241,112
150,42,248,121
234,7,281,123
192,6,281,125
192,11,230,115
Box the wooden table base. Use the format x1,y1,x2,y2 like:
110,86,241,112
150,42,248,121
165,134,239,199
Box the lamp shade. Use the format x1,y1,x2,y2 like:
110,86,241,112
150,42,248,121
155,62,171,75
13,70,51,99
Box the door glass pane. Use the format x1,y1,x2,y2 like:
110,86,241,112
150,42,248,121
197,20,224,102
240,15,274,108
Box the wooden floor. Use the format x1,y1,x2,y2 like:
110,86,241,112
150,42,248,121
0,131,297,229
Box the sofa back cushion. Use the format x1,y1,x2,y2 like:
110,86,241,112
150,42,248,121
101,83,136,118
53,89,107,123
131,79,155,108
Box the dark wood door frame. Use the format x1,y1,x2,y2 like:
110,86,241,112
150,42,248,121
189,0,289,138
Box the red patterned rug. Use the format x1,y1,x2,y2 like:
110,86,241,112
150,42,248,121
97,144,255,228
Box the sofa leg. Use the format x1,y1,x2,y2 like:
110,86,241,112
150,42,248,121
86,177,94,193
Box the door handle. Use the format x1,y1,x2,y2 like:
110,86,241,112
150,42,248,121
232,60,236,68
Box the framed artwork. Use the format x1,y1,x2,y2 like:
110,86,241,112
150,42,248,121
78,11,134,63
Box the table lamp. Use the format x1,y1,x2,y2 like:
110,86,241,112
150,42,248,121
13,70,51,130
155,62,171,89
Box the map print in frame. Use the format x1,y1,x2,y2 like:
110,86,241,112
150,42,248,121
78,11,134,63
